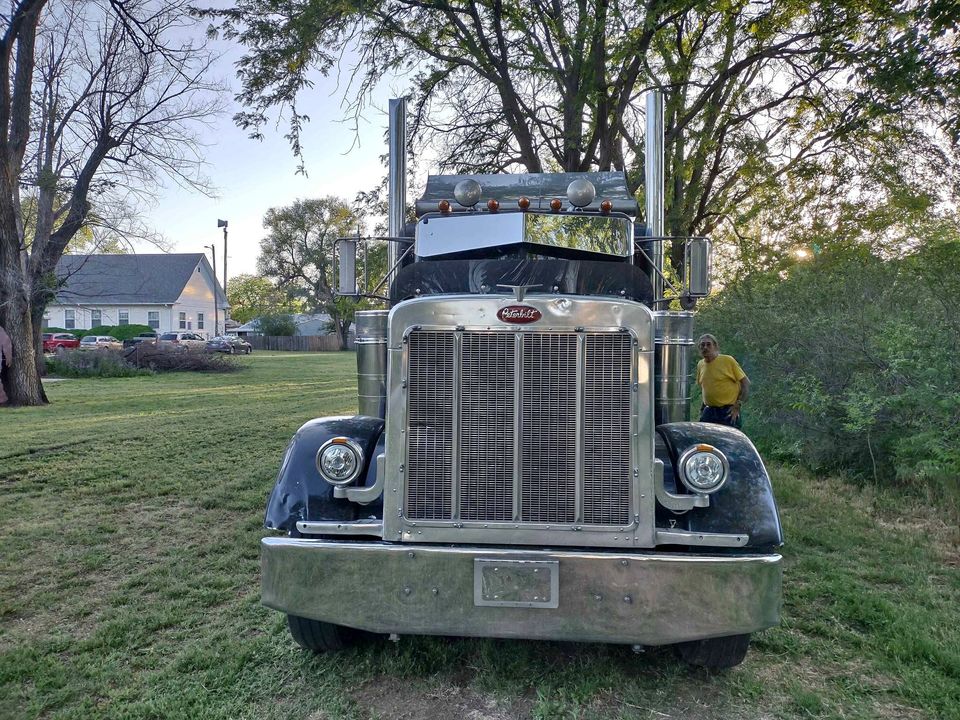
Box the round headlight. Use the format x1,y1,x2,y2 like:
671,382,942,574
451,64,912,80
678,445,729,493
316,438,363,486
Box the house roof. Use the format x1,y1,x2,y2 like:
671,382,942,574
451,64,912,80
55,253,227,306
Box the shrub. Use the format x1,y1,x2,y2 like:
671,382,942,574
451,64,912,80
124,346,239,373
84,324,155,341
46,349,151,378
257,313,297,336
696,242,960,510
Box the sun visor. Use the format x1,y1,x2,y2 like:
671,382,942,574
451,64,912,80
415,171,638,217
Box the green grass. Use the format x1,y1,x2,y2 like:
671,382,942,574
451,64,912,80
1,352,957,719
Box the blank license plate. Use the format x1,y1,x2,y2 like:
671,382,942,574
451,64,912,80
473,559,559,608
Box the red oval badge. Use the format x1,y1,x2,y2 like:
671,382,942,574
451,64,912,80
497,305,542,324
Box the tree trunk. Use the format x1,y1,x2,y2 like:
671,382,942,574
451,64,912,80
336,320,350,351
32,303,46,378
1,298,47,405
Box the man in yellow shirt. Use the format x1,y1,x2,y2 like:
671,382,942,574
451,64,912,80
695,333,750,429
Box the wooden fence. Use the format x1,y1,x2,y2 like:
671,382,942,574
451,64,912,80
247,335,352,352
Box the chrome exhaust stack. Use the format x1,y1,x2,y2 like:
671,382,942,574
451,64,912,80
387,98,407,289
653,310,694,424
352,98,406,420
355,310,389,418
645,90,664,301
647,90,693,423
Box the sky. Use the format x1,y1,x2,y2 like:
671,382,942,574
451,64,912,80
140,41,400,285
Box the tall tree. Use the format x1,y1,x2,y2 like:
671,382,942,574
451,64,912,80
0,0,222,406
227,273,301,324
257,197,361,350
207,0,958,277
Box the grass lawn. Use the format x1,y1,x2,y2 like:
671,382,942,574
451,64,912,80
1,352,957,720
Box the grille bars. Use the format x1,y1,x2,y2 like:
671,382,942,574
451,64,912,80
406,329,631,525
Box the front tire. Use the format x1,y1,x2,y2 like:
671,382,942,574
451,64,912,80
287,614,359,652
676,633,751,670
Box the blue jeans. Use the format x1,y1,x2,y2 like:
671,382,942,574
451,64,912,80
700,404,741,429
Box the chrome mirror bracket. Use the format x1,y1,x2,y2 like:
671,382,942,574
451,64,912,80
654,458,710,511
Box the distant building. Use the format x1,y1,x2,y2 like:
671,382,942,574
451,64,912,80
233,313,354,339
46,254,228,337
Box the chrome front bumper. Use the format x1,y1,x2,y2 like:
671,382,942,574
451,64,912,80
261,538,782,646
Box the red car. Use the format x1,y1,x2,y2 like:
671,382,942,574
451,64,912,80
42,333,80,352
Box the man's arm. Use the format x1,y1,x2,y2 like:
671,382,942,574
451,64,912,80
737,376,750,405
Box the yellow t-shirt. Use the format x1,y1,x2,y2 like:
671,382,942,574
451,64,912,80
697,354,746,407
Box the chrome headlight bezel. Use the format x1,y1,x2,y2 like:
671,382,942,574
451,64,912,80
316,437,364,486
677,444,729,494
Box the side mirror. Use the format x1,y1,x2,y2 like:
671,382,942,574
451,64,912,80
684,237,711,297
337,238,358,297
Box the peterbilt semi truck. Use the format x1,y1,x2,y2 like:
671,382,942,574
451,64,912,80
260,93,783,669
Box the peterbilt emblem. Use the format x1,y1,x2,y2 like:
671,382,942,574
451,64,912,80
497,305,542,324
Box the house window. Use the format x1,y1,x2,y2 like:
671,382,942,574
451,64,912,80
147,311,159,329
118,310,129,326
197,313,204,330
90,309,101,327
64,309,75,329
179,312,186,329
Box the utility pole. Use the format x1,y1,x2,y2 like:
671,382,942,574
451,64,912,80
217,219,228,324
205,243,219,336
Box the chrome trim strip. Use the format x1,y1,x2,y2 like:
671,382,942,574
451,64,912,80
451,331,462,520
655,530,749,547
574,333,585,523
512,332,523,522
262,538,782,645
295,520,384,537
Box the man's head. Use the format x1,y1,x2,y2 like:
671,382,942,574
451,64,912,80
698,333,719,361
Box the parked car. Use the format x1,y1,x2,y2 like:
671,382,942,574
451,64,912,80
122,331,159,349
79,335,122,350
157,332,207,349
42,332,80,353
205,335,252,354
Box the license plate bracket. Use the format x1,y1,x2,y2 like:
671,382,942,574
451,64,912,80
473,559,559,608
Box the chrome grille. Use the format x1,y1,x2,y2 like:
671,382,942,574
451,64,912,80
405,332,454,519
520,334,577,523
583,334,632,524
405,329,633,526
460,333,515,521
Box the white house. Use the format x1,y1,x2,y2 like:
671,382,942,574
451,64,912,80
46,253,229,337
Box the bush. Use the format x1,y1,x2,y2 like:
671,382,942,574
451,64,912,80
46,349,151,378
124,346,239,373
257,313,297,336
696,242,960,510
84,324,155,341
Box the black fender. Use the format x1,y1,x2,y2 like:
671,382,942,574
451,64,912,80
656,422,784,551
264,416,385,533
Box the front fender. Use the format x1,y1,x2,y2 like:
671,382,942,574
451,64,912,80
264,416,385,533
657,422,784,551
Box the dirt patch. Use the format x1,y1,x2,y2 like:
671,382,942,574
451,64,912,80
352,676,534,720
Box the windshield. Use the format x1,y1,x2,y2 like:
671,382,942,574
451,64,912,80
416,211,631,258
81,336,96,342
